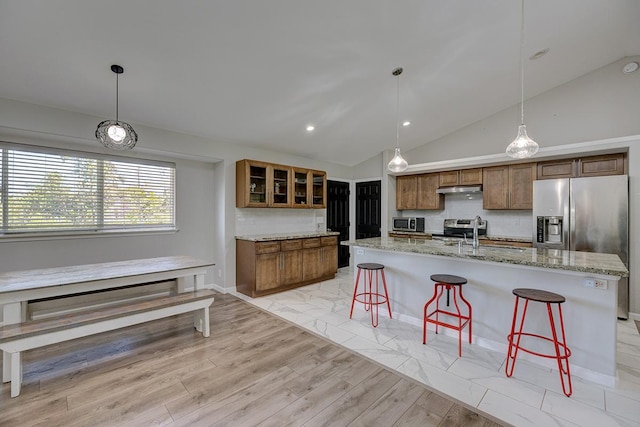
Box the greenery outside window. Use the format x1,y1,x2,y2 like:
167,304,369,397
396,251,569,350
0,142,175,236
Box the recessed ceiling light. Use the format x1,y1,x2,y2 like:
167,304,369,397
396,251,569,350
529,48,549,60
622,61,639,74
306,125,315,132
402,121,411,127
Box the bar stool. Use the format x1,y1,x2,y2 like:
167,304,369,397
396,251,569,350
506,288,572,397
423,274,472,357
349,263,392,327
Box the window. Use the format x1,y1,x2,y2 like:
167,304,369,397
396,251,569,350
0,142,175,235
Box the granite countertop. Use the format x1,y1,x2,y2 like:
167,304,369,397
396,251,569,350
343,237,629,277
388,230,532,243
236,231,340,242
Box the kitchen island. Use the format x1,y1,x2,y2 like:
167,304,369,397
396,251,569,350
342,237,628,385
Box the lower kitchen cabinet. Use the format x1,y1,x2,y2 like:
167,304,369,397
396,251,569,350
236,235,338,297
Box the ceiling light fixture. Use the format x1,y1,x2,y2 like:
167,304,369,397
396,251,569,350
306,125,315,132
529,48,549,60
387,67,409,173
622,61,639,74
96,64,138,150
402,121,411,127
506,0,539,159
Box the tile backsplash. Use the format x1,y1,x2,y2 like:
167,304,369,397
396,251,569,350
236,209,325,236
400,193,532,239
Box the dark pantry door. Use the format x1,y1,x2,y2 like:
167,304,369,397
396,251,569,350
327,180,350,268
356,180,381,239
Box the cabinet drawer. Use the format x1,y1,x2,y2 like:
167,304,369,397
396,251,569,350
321,236,338,246
280,239,303,251
303,238,321,248
255,241,281,254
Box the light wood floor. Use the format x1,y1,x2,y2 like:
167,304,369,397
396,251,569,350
0,293,505,426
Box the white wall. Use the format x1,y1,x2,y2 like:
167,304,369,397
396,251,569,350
0,97,353,294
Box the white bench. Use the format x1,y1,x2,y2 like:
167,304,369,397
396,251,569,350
0,289,215,397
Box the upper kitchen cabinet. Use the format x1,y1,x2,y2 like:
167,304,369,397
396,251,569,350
439,168,482,187
237,159,304,208
483,163,535,210
537,153,625,180
396,173,443,210
291,168,326,208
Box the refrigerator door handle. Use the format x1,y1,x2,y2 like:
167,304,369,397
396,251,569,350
568,181,575,252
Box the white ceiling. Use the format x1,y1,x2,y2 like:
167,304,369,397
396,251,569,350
1,0,639,166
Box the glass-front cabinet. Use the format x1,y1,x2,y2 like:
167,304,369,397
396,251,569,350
236,159,326,209
310,170,326,208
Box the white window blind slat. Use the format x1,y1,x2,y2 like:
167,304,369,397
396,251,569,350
0,143,175,234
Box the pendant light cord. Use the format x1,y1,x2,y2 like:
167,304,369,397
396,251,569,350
396,72,400,149
115,73,119,122
519,0,525,126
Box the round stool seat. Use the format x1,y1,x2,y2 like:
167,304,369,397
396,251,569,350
357,263,385,271
430,274,467,285
513,288,565,304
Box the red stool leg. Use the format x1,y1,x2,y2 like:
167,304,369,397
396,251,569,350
371,270,379,327
423,284,441,344
380,269,392,319
349,267,362,319
458,286,473,344
547,302,573,397
434,284,445,334
506,297,529,377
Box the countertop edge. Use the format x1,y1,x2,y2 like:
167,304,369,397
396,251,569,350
236,231,340,241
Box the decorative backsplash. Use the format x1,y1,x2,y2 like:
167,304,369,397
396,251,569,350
236,208,326,236
401,193,532,239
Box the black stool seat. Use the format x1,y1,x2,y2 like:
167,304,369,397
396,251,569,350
430,274,467,285
513,288,565,304
357,263,385,271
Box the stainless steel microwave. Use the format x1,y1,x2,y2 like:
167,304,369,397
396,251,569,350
392,217,425,232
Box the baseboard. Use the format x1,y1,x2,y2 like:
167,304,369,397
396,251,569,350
628,312,640,321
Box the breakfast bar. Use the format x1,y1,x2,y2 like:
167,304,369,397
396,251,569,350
342,237,629,385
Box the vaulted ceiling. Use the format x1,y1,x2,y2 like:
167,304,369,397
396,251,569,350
1,0,638,166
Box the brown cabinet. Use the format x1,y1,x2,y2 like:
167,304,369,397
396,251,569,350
537,153,625,180
237,160,326,209
236,235,338,297
439,168,482,187
396,173,443,210
236,159,292,208
483,163,535,210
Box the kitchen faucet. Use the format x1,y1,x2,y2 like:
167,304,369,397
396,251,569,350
473,215,482,249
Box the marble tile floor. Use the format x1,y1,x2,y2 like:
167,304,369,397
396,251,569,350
233,267,640,427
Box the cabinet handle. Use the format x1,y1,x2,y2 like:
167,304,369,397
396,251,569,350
280,253,283,270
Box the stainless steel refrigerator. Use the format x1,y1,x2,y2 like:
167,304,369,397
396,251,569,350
532,175,629,319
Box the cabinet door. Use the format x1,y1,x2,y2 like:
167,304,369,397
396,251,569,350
483,166,509,209
237,160,271,208
271,165,291,207
292,168,309,208
280,250,303,285
537,159,575,180
459,168,483,185
396,175,417,210
578,154,625,177
302,247,323,281
321,245,338,277
417,173,443,210
509,163,535,210
255,252,280,291
310,170,327,208
439,171,459,187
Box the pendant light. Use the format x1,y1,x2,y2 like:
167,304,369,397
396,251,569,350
506,0,539,159
95,65,138,150
387,67,409,173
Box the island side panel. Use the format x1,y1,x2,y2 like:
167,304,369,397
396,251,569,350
352,246,618,380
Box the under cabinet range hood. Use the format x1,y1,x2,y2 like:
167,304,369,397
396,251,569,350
436,185,482,194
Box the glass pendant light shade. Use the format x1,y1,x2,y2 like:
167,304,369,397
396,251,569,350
96,64,138,150
388,147,409,172
506,124,539,159
387,67,409,173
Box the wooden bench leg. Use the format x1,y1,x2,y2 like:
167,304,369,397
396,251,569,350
202,307,210,337
10,352,22,397
3,352,10,383
3,301,24,383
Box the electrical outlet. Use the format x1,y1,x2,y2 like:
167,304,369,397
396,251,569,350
583,277,608,289
356,249,364,255
594,278,608,289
